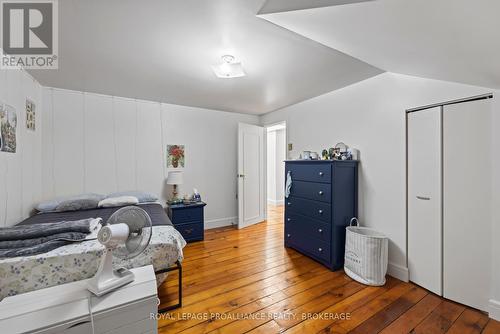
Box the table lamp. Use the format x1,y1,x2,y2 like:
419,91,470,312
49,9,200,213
167,171,183,204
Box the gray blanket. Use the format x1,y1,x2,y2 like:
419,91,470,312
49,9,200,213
0,219,93,241
0,219,94,258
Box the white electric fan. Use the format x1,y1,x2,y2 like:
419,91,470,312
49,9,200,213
88,206,152,296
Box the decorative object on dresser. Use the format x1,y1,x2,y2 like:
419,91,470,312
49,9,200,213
284,160,358,271
167,170,184,204
0,265,158,334
168,202,206,242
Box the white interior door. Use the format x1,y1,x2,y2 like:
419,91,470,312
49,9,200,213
443,99,492,312
238,123,265,229
408,107,442,295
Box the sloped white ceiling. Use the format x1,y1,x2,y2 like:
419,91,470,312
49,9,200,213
258,0,373,14
261,0,500,89
28,0,381,115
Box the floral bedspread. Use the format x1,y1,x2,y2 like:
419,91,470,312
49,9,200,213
0,226,186,300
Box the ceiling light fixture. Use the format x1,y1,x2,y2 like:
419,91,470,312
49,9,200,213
212,55,246,79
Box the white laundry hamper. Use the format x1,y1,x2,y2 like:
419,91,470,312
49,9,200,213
344,217,388,286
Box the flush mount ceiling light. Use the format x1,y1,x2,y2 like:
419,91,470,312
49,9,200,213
212,55,246,79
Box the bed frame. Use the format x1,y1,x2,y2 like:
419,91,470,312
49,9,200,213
155,260,182,312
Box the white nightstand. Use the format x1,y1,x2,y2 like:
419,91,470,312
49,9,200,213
0,265,158,334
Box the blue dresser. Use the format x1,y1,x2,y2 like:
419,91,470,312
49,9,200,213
167,202,206,242
284,160,358,270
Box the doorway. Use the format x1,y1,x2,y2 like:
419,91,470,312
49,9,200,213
266,122,287,220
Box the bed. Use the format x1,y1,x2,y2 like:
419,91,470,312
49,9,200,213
0,203,186,300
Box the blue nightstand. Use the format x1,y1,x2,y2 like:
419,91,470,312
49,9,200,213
167,202,206,242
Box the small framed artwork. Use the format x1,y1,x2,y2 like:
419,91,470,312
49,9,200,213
167,144,185,168
26,99,35,131
0,102,17,153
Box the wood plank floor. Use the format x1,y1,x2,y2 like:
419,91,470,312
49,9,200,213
157,205,499,334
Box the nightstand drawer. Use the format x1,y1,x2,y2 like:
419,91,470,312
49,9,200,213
175,222,203,241
171,207,203,224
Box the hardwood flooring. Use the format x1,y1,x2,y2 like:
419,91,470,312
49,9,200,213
157,205,499,334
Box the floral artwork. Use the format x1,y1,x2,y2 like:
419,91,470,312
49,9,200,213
26,99,36,131
167,144,185,168
0,102,17,153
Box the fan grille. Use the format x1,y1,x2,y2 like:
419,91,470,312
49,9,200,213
107,206,152,259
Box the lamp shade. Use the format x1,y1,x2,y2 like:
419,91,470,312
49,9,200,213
167,171,183,185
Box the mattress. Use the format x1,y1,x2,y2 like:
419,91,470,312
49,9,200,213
0,204,186,300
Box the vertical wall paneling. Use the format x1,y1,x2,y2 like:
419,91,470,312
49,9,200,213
52,89,85,196
113,97,137,192
0,68,42,226
41,88,259,226
135,101,164,198
83,93,116,193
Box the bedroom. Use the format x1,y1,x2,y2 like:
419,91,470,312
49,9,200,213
0,0,499,333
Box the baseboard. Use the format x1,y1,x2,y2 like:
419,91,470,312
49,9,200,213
387,262,409,282
205,216,237,230
489,299,500,321
267,199,284,206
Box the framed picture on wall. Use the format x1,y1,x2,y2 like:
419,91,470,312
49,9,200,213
0,102,17,153
26,99,36,131
167,144,185,168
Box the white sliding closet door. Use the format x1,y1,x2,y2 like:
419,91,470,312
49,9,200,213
443,100,492,312
408,107,442,295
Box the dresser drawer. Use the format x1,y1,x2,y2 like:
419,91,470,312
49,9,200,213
175,222,203,241
285,196,331,222
285,212,331,242
287,163,332,183
170,207,203,224
290,180,331,203
285,226,331,263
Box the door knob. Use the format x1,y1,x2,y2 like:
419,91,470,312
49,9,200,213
318,191,323,195
318,248,323,252
319,172,324,176
287,218,291,222
287,234,291,238
318,228,323,233
287,202,291,206
318,209,323,214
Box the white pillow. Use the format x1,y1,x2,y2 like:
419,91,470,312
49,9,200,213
98,196,139,208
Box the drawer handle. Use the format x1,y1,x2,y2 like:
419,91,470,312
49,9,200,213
319,172,324,176
318,191,324,195
287,202,291,206
287,234,291,238
318,209,323,214
318,228,323,233
287,218,291,222
185,228,193,234
318,248,323,252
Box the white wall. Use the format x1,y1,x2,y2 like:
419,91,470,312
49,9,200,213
266,131,277,204
266,128,285,206
0,68,43,227
261,72,494,280
275,129,285,202
490,95,500,320
42,88,259,228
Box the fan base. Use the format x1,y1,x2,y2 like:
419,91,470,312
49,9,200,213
87,267,135,296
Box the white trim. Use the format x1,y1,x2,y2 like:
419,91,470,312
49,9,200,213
205,216,237,230
267,199,284,206
387,262,409,282
489,299,500,321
